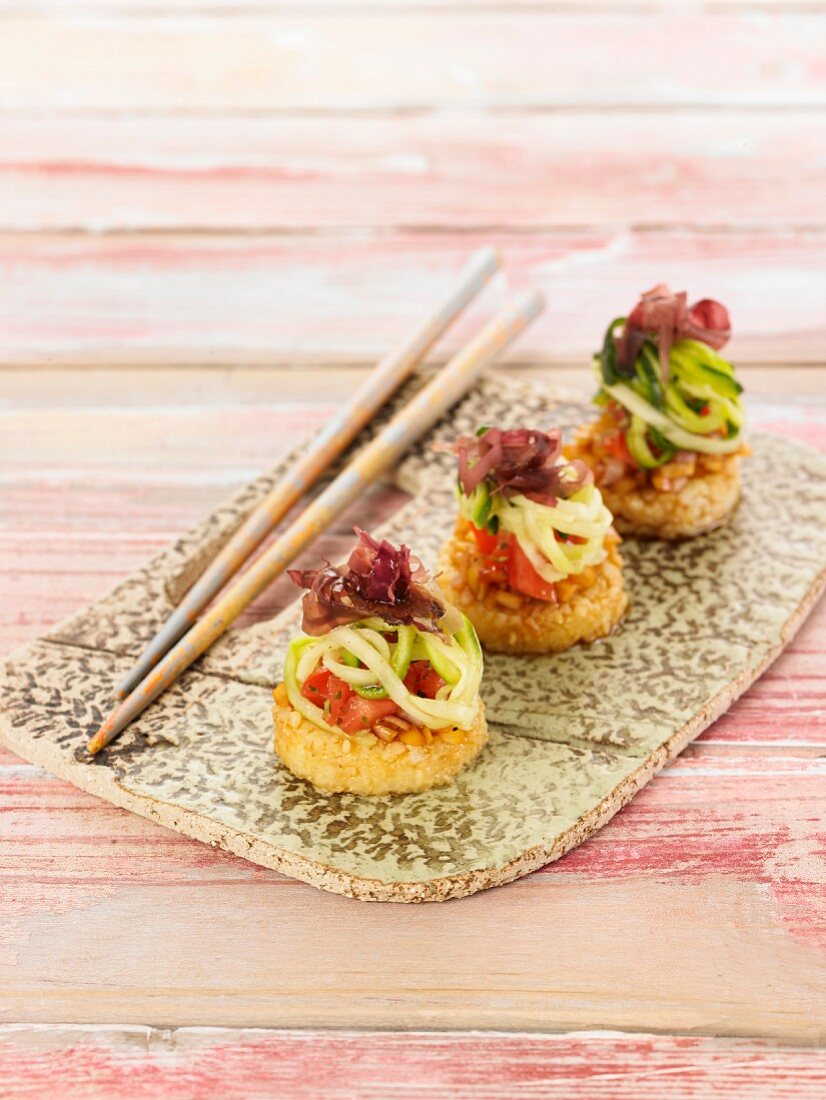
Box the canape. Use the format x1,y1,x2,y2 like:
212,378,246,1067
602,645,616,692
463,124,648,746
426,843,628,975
437,427,627,654
273,529,487,795
567,284,748,540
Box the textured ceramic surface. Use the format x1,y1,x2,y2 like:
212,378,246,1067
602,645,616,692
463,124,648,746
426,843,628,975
1,376,824,901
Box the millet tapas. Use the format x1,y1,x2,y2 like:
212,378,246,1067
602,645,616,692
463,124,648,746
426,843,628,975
273,529,487,795
437,427,627,654
567,284,748,540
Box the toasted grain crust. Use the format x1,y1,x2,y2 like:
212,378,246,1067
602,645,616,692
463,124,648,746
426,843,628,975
273,699,488,795
567,417,744,540
601,458,741,540
437,531,628,655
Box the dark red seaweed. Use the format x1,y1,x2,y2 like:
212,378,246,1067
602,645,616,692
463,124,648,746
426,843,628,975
447,427,592,506
616,283,731,377
289,528,448,637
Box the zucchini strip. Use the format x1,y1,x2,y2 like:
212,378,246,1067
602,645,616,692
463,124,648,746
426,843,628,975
604,382,743,454
287,619,484,732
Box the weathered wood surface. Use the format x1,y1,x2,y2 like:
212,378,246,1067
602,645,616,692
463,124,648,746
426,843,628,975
4,0,826,1084
2,13,825,111
3,112,824,232
1,738,824,1035
1,367,824,1041
3,232,826,365
6,0,821,8
0,1028,825,1100
9,379,825,904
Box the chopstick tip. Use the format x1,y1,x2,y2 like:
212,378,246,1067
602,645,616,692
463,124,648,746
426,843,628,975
87,716,116,756
468,245,502,278
519,287,545,319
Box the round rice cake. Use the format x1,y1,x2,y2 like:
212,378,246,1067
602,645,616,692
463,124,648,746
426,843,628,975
600,456,741,540
437,530,628,655
273,693,488,796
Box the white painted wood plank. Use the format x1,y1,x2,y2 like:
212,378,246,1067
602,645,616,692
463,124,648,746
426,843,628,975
0,13,824,110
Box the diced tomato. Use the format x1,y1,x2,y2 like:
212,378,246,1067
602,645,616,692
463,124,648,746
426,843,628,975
604,429,635,467
301,668,352,724
337,695,400,734
404,660,446,699
469,525,511,585
700,403,711,417
470,523,501,555
326,678,352,725
300,667,332,703
556,531,587,545
507,539,558,603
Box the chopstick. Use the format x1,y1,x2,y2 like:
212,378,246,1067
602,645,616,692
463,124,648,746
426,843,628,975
87,287,544,755
114,246,502,700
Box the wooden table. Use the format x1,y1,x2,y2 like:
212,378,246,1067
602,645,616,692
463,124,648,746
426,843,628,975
1,1,825,1095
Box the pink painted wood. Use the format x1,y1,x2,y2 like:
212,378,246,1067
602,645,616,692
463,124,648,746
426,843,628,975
3,232,826,365
6,0,818,8
4,389,826,1062
3,734,823,938
2,113,824,232
0,1029,824,1100
3,0,826,1088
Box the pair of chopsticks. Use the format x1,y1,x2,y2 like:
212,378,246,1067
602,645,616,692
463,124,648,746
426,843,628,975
88,248,544,754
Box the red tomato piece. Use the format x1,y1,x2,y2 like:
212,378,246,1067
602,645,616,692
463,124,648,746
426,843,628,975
404,660,446,699
507,539,558,603
604,429,635,467
470,523,501,555
326,677,352,726
300,667,332,703
337,695,400,734
301,668,353,724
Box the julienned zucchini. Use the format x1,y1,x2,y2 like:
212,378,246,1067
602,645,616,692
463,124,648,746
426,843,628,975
423,636,461,685
626,414,674,469
669,340,742,398
675,380,746,430
354,624,414,699
665,386,729,435
648,424,676,455
634,342,665,409
288,617,483,716
457,614,482,660
283,637,338,735
465,482,494,531
604,382,742,455
598,317,627,386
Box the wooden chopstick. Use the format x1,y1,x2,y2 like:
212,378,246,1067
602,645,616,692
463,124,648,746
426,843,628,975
87,288,544,755
114,247,502,700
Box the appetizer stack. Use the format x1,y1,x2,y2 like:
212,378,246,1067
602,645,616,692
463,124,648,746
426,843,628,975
274,283,749,797
437,427,627,654
568,284,747,539
274,530,486,795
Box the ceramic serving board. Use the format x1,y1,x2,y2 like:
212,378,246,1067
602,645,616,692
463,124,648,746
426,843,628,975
1,376,824,902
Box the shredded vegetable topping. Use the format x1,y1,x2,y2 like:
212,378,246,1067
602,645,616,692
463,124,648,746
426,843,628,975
446,427,615,585
283,615,484,736
459,482,613,584
593,287,745,468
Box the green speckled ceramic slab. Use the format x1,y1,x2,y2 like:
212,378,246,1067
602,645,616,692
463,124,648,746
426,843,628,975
1,376,824,902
